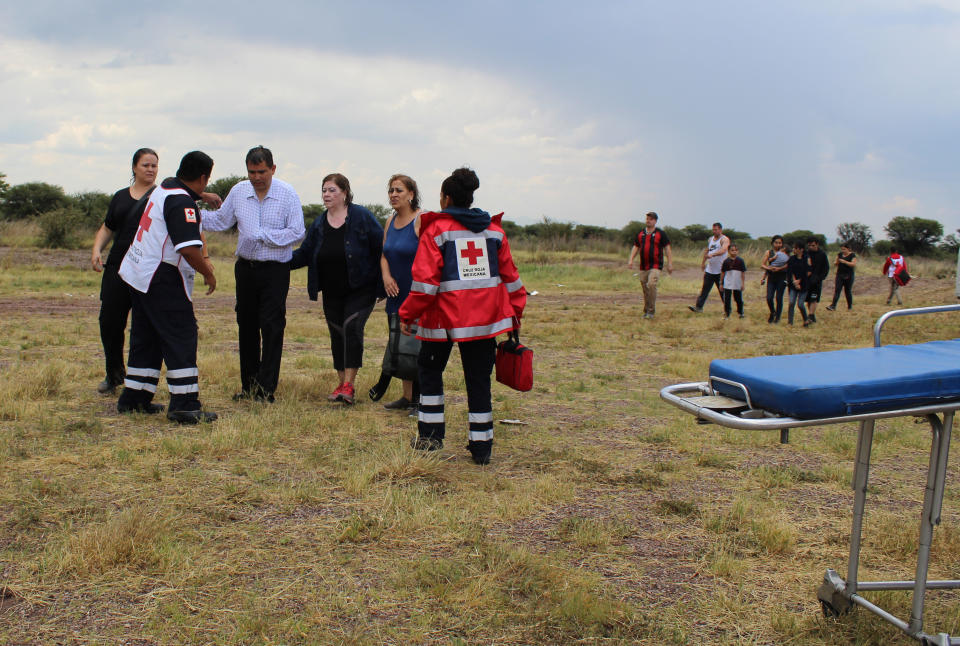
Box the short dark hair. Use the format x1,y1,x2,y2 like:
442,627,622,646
794,241,805,249
388,174,420,209
729,243,739,251
646,211,658,221
712,222,723,229
176,151,214,182
246,145,274,168
441,167,480,208
323,173,353,204
806,236,819,245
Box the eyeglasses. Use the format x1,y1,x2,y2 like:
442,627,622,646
387,187,405,194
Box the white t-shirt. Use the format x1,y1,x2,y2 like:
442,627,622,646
704,235,728,274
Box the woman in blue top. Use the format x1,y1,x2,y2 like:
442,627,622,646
369,174,422,410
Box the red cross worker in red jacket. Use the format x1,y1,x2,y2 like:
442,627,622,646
399,167,526,465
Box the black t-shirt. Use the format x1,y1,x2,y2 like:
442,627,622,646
318,219,348,296
836,252,856,279
103,187,144,267
787,255,809,289
807,249,829,284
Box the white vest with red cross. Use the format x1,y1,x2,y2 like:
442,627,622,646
119,185,200,300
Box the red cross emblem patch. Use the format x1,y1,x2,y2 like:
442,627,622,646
455,238,490,280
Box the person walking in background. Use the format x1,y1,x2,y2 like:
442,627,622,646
201,146,305,403
760,234,789,323
116,151,219,424
882,248,907,305
290,173,383,404
804,237,829,324
369,173,422,411
627,211,672,319
786,240,810,326
826,241,857,311
399,167,526,466
689,222,729,313
720,243,746,319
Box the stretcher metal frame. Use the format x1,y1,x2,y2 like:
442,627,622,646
660,304,960,646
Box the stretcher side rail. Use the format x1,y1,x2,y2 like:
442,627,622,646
660,381,960,431
874,304,960,347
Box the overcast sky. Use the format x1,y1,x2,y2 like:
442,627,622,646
1,1,958,239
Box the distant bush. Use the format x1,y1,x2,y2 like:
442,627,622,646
206,175,245,199
683,224,711,243
38,207,91,249
885,216,943,256
662,226,688,245
69,191,112,228
723,228,753,242
302,204,324,229
3,182,68,220
782,229,826,247
873,240,892,256
363,203,391,228
836,222,873,253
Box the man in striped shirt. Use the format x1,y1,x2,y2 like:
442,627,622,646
627,212,673,319
201,146,305,402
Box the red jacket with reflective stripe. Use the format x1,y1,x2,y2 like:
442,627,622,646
399,211,526,342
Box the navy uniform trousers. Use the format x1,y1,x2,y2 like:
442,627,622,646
117,264,201,412
416,337,496,449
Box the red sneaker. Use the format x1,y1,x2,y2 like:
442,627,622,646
338,382,355,405
327,383,344,401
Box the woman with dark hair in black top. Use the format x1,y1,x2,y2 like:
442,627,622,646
90,148,159,394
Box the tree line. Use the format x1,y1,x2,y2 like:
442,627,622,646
0,172,956,257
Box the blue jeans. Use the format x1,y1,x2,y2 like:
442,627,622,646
787,286,808,324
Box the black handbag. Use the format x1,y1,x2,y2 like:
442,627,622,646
382,313,420,381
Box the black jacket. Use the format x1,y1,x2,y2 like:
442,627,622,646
290,203,384,301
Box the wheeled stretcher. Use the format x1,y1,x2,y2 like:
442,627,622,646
660,305,960,645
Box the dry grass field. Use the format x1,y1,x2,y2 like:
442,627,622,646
2,231,960,645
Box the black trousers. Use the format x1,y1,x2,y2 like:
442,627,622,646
235,259,290,396
321,287,376,371
695,272,722,309
117,265,201,412
765,278,786,318
830,275,854,309
417,338,496,443
723,289,744,315
98,265,132,384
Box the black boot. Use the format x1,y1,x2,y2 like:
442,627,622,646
467,440,492,465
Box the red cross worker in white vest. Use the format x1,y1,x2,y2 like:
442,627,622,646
116,151,219,424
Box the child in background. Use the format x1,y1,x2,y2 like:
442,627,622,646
720,243,747,319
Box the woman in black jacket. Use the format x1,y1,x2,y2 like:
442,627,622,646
291,173,383,404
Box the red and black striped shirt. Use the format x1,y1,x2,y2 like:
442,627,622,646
634,228,671,270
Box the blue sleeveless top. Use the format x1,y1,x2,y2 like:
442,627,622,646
383,214,419,314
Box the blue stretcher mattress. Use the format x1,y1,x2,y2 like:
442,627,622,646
709,339,960,419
